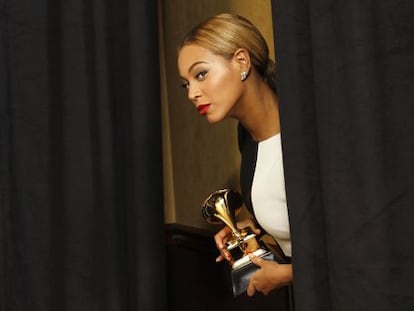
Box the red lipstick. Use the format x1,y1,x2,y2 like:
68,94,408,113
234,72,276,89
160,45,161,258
197,104,211,115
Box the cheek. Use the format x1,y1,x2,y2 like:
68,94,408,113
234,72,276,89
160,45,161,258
207,70,238,98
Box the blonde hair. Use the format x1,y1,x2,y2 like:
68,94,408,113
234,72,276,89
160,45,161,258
179,13,277,93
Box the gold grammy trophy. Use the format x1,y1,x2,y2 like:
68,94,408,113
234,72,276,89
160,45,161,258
202,189,275,296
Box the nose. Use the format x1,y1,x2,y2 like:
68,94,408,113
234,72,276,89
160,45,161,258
188,84,201,103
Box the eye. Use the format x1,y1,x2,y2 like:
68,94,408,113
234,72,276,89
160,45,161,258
196,70,208,80
181,81,189,89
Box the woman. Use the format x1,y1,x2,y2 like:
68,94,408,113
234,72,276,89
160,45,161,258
177,13,293,297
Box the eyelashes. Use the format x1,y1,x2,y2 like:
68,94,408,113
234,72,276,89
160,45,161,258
180,70,208,89
196,70,207,80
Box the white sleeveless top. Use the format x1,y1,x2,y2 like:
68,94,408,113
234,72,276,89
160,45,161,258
251,134,291,257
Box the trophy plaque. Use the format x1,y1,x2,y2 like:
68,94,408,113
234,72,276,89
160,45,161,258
202,189,275,296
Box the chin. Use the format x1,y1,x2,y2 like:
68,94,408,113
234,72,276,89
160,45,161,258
206,115,224,124
205,112,227,124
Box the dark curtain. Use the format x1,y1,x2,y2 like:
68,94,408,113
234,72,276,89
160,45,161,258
0,1,167,310
272,1,414,310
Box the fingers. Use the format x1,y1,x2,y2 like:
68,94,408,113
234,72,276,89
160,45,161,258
237,219,261,235
247,275,270,296
214,226,231,248
217,247,233,263
214,226,233,263
246,255,261,296
246,281,256,297
216,254,232,264
248,253,263,267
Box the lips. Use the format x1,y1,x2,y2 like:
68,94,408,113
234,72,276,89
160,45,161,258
197,104,211,115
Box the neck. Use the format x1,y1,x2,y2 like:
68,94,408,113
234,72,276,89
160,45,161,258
235,81,280,142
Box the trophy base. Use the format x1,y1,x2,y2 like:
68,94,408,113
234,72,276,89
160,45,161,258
230,248,275,296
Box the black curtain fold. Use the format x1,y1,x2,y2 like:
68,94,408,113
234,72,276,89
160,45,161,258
0,1,167,310
272,1,414,310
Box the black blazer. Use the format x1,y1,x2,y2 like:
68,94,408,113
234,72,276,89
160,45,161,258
238,124,258,217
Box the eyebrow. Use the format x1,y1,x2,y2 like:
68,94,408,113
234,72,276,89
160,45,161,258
187,61,207,73
179,61,208,81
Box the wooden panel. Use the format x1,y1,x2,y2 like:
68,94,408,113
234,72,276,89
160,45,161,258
160,0,274,228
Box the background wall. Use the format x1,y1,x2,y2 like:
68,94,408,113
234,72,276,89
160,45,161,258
160,0,274,229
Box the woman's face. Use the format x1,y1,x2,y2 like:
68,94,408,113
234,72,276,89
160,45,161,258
178,44,244,123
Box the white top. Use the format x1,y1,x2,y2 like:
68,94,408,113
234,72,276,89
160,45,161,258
251,134,291,257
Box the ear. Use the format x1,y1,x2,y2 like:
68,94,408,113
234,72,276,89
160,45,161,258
233,48,251,73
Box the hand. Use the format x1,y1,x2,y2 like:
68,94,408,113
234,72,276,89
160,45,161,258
214,226,233,264
214,218,261,264
246,254,293,296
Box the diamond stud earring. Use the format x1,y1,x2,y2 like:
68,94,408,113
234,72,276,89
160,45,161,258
241,71,248,81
